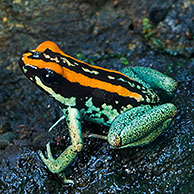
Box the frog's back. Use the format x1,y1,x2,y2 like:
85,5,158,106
19,41,159,125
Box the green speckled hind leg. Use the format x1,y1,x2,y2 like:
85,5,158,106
122,66,177,95
39,107,83,184
108,103,177,148
118,118,173,148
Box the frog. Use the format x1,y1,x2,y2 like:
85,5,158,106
19,41,177,183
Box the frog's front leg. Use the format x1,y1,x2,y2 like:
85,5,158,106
39,107,83,183
108,103,177,148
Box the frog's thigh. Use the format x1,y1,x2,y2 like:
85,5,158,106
120,118,173,148
107,103,177,148
131,67,177,94
121,67,151,88
122,66,177,94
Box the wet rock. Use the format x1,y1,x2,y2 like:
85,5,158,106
0,0,193,193
0,132,15,149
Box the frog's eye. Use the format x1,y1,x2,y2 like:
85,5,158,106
40,69,59,86
32,51,41,58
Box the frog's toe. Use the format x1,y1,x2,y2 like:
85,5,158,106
64,179,74,184
39,144,60,173
46,142,54,160
39,143,55,162
39,150,73,181
58,172,74,184
39,150,47,162
39,150,53,166
39,154,60,173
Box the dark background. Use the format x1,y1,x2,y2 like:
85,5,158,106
0,0,193,193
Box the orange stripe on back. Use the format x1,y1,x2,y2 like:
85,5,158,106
23,53,142,100
34,41,134,80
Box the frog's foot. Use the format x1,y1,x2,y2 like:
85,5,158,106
39,107,83,184
39,143,62,173
108,103,177,148
39,143,74,184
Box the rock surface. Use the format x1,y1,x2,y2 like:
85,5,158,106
0,0,193,193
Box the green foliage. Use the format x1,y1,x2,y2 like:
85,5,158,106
76,53,85,60
120,56,129,65
76,53,95,65
143,18,164,50
143,18,153,39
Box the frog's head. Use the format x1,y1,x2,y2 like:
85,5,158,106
19,41,70,103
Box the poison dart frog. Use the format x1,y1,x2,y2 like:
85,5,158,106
19,41,177,183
